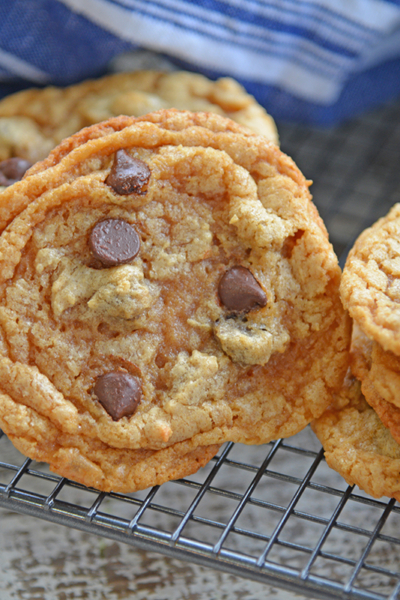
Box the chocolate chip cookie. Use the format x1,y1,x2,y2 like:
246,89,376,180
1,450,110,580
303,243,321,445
0,110,349,491
0,70,278,181
1,385,220,492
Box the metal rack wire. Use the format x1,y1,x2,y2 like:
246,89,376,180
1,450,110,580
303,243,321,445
2,96,400,600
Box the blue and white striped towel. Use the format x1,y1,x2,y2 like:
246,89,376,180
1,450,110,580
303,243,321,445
1,0,400,125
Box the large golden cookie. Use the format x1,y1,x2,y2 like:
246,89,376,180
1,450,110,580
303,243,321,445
312,375,400,501
0,70,278,166
341,203,400,355
0,110,349,491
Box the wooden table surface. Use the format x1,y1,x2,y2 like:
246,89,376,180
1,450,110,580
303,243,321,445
1,506,301,600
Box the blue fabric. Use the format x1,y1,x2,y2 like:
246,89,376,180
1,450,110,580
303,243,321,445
1,0,400,125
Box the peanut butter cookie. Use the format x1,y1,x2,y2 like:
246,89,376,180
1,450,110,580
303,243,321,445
0,110,349,491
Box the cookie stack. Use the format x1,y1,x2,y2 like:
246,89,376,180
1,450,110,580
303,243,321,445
313,204,400,500
0,108,350,492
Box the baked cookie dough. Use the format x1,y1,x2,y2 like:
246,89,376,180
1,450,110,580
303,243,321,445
316,204,400,499
312,375,400,501
348,322,400,446
341,203,400,355
1,387,220,493
0,70,278,169
0,110,349,491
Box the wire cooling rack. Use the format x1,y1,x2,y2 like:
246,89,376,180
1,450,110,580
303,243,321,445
2,96,400,600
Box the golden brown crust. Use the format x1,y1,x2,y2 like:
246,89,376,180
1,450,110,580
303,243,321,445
317,198,400,499
312,376,400,501
341,203,400,355
350,322,400,445
0,390,219,492
0,70,278,166
0,110,349,491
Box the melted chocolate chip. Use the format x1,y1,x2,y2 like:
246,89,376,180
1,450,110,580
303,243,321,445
93,370,142,421
89,218,141,267
218,266,267,313
0,157,32,186
106,149,150,195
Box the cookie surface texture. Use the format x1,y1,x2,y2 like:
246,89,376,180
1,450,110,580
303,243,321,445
1,389,220,492
341,203,400,355
0,110,349,491
349,322,400,445
312,375,400,501
0,70,278,170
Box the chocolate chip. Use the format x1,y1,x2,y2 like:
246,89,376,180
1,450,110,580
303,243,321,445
218,266,267,313
106,149,150,195
93,370,142,421
89,218,141,267
0,157,32,186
